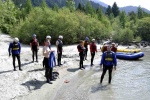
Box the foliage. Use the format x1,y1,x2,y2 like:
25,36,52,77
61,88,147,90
112,2,120,17
0,0,20,34
137,17,150,41
112,28,134,44
2,0,150,44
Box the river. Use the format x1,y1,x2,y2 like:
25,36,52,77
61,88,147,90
54,47,150,100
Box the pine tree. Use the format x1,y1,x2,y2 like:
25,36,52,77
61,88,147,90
85,1,94,16
137,6,143,19
112,2,120,17
24,0,32,14
105,5,112,16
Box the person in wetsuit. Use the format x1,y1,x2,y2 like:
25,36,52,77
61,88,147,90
56,35,63,66
8,37,22,71
77,40,85,69
30,34,39,62
90,39,97,66
100,45,117,84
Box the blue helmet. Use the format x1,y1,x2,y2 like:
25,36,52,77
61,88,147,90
32,34,36,37
85,37,89,41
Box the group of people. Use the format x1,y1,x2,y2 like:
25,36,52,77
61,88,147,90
77,38,118,84
77,38,98,69
8,35,117,84
8,34,63,84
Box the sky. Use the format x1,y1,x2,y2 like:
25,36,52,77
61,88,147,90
99,0,150,10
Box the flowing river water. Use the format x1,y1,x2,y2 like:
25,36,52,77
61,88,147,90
54,47,150,100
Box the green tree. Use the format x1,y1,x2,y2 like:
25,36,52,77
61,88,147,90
0,0,19,34
66,0,75,12
52,3,59,12
105,5,112,16
128,11,137,23
77,3,84,11
40,0,48,10
24,0,33,14
119,11,127,28
112,2,120,17
97,7,103,21
85,1,94,16
137,17,150,41
137,6,143,19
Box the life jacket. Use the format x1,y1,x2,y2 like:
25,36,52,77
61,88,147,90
57,39,63,51
32,38,38,46
105,52,113,61
77,44,84,52
12,42,19,50
90,42,97,52
84,41,88,48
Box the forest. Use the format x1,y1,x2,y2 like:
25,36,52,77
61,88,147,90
0,0,150,44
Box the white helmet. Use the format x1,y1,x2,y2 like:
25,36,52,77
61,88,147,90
46,35,51,39
92,39,95,42
59,35,63,39
14,37,19,42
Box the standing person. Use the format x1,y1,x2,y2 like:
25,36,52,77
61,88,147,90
90,39,97,66
8,37,22,71
100,46,117,84
30,34,39,62
101,42,107,53
56,35,63,66
77,40,85,69
43,35,51,67
84,37,89,60
111,43,117,53
43,41,53,84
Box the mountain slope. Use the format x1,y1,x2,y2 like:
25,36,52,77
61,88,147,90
90,0,108,7
120,6,150,14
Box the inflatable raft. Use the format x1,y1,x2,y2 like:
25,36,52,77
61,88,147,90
117,48,141,53
116,52,144,60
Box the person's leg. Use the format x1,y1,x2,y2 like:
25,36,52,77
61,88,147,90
57,53,60,66
81,54,84,68
60,52,62,65
49,68,53,80
45,58,52,84
91,52,95,66
32,50,34,62
108,66,113,84
16,54,22,70
100,66,107,83
43,57,45,68
85,49,87,60
35,50,38,62
79,53,82,69
12,55,16,71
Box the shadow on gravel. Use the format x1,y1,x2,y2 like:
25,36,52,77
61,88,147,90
0,70,12,74
28,68,44,72
21,79,46,91
21,61,33,67
91,84,110,93
67,68,79,72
